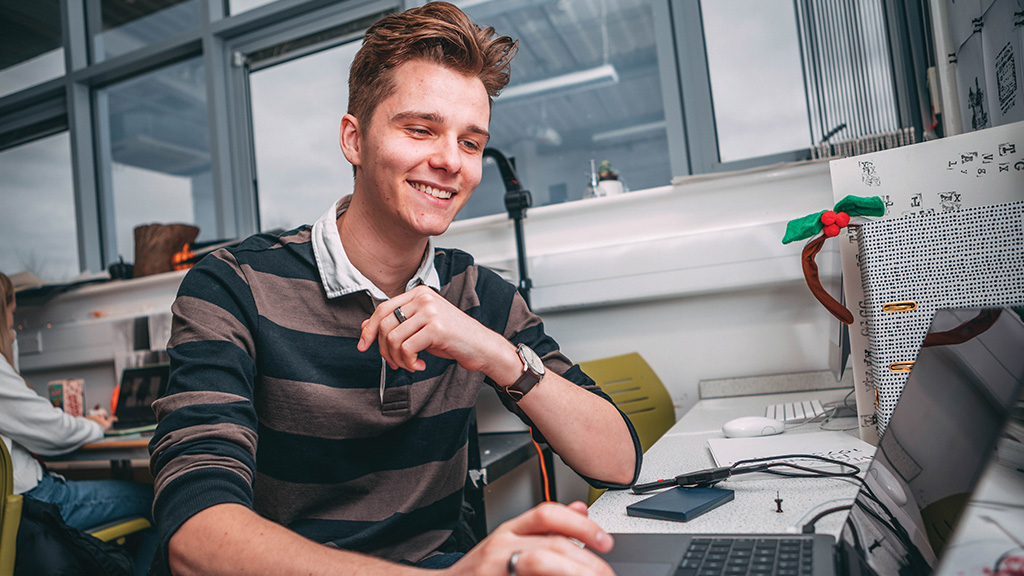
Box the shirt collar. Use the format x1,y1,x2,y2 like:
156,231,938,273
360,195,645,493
311,195,440,300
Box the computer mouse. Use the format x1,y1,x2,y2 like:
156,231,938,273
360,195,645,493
721,416,785,438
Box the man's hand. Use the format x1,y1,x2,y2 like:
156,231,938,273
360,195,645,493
357,285,514,377
446,501,617,576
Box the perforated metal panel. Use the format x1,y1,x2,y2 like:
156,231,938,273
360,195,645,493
857,201,1024,434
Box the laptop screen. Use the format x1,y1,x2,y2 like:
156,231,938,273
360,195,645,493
838,308,1024,574
115,364,167,426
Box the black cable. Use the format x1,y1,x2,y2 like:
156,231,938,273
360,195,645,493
631,454,862,494
732,454,862,479
801,505,852,533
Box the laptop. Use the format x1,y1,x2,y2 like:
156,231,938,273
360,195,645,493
601,307,1024,576
105,364,167,435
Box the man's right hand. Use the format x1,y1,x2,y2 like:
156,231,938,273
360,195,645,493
446,501,617,576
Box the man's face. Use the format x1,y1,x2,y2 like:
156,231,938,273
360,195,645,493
343,59,491,240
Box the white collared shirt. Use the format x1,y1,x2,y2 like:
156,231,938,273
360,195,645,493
310,195,442,407
310,195,441,300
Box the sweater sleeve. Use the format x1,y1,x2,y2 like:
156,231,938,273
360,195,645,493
473,264,643,490
0,356,103,456
148,250,261,572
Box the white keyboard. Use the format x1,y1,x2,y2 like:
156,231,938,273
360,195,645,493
764,399,826,422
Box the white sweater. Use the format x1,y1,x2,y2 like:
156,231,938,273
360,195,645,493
1,349,102,494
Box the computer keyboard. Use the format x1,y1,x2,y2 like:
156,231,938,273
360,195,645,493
764,399,826,422
677,537,815,576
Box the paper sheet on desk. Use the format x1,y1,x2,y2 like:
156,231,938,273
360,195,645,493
707,431,875,480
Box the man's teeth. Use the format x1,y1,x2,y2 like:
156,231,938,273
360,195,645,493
413,182,452,199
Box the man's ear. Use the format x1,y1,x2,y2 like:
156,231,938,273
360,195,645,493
339,113,362,167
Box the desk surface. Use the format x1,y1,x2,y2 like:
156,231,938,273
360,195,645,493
590,388,862,538
43,434,151,464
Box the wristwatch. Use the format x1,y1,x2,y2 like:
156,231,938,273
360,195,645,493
505,343,545,401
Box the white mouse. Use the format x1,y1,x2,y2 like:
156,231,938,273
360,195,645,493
721,416,785,438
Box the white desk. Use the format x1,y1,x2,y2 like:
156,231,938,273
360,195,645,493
590,385,1024,576
590,388,862,538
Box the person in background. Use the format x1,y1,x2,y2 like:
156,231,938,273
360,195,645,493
0,271,156,576
148,2,641,576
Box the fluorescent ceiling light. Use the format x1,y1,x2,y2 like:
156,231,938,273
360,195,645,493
592,120,667,143
498,64,619,103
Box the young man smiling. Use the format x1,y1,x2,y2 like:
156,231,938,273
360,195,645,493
149,3,641,575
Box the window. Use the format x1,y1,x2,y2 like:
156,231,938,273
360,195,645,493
0,132,79,282
458,0,673,220
230,0,278,16
0,0,65,99
249,41,361,232
93,0,201,63
0,0,930,276
95,57,211,263
702,0,811,163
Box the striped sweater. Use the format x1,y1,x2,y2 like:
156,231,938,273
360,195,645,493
149,217,640,570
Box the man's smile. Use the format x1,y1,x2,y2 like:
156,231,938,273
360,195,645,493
410,181,454,200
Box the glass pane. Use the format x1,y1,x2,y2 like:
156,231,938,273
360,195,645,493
96,57,212,264
93,0,200,63
701,0,811,163
229,0,277,16
249,41,360,232
459,0,672,220
0,0,65,98
0,132,79,282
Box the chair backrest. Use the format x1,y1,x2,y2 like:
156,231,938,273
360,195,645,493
0,439,23,576
578,353,675,504
580,352,675,451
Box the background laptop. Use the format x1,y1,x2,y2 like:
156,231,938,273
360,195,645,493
106,364,167,435
601,307,1024,576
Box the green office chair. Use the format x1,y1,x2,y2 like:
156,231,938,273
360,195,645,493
87,516,151,545
579,353,676,505
1,440,23,576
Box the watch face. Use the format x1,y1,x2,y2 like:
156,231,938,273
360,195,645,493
519,344,544,374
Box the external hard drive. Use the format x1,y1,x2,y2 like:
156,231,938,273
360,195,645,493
625,486,734,522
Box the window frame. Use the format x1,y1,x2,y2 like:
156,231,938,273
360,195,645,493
218,0,398,236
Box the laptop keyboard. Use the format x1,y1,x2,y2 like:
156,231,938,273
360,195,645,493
677,537,814,576
764,399,826,422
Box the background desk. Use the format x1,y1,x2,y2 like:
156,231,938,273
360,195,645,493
43,434,151,480
589,388,861,538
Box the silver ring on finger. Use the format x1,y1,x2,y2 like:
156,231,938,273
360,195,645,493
507,550,522,576
393,306,407,324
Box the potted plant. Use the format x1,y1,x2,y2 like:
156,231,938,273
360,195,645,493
597,160,623,195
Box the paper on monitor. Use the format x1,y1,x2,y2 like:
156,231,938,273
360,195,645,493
829,121,1024,444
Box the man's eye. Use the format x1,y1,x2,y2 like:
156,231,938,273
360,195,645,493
408,127,430,135
461,140,481,151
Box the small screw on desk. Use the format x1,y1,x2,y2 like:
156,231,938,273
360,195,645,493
775,491,784,513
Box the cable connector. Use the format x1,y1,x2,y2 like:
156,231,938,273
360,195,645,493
631,466,732,494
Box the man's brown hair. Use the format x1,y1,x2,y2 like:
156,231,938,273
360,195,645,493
348,1,517,128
